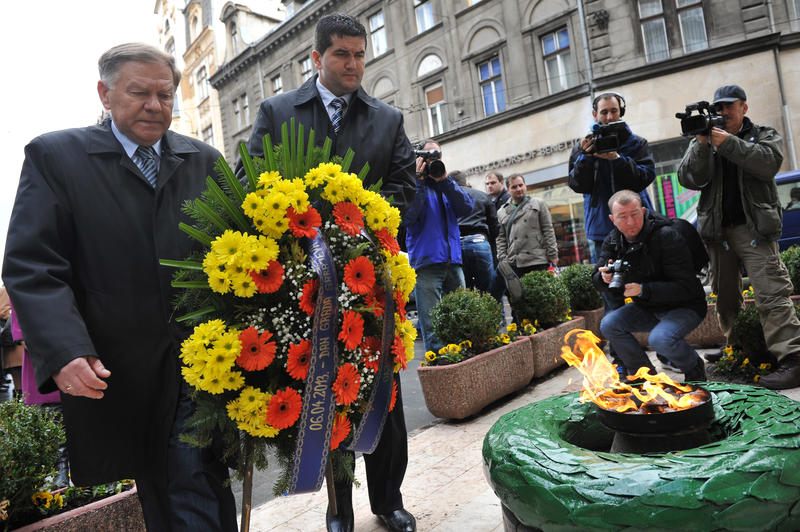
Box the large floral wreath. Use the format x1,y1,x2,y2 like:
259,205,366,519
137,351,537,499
162,122,416,495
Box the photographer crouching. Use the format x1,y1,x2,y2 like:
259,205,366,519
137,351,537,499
594,190,707,382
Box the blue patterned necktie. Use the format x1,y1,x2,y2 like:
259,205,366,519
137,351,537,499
331,98,345,134
135,145,159,188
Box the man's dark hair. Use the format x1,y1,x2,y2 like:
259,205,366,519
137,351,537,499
486,171,503,183
315,13,367,55
506,173,524,188
449,170,467,186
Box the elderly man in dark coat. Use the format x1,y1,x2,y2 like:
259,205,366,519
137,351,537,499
242,13,416,532
3,43,236,531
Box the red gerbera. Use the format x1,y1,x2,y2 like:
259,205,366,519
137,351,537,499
286,339,311,380
393,290,407,321
332,363,361,405
360,336,381,372
343,256,376,295
287,206,321,238
338,310,364,350
332,201,365,236
330,412,351,450
299,278,319,315
250,260,284,293
375,227,401,255
236,327,276,371
389,380,398,412
391,335,407,370
365,287,385,318
265,387,302,429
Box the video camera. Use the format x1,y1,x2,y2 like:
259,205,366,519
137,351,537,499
414,149,447,179
675,101,726,136
590,121,627,154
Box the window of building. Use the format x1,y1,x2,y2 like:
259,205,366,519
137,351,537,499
242,94,249,124
230,23,239,56
541,28,577,94
676,0,708,53
202,125,214,146
166,38,176,59
638,0,669,62
414,0,435,34
467,0,482,5
191,15,199,41
165,19,170,32
478,57,505,117
417,54,443,78
300,56,313,81
369,11,388,57
272,75,282,95
424,83,448,136
233,98,242,130
195,66,208,101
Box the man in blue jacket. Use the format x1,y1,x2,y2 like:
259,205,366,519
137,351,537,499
405,140,474,353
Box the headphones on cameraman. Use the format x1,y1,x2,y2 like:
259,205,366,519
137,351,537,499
593,91,626,117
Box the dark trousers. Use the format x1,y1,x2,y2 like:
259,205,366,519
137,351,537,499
334,376,408,515
136,382,237,532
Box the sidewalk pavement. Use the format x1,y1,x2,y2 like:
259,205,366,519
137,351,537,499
247,348,800,532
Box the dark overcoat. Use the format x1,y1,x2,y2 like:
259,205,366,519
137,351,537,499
2,120,220,485
244,74,416,214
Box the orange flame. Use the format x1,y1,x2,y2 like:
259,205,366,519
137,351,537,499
561,329,704,413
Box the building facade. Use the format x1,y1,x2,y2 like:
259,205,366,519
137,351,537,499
211,0,800,264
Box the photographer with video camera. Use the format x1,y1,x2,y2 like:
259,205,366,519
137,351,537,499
594,190,708,382
678,84,800,390
405,139,473,353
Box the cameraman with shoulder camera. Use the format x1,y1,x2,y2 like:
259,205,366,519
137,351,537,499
678,84,800,390
594,190,707,382
405,140,473,353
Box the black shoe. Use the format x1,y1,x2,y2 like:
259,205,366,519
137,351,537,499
704,349,724,363
326,505,354,532
377,508,416,532
760,353,800,390
684,357,707,382
497,261,522,302
656,353,679,371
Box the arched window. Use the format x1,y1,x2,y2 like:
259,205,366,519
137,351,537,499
191,15,199,41
417,54,442,78
229,23,239,56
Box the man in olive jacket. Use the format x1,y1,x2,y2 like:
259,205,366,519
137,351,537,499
678,84,800,390
3,44,236,530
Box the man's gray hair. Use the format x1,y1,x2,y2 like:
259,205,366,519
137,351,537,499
99,43,181,89
608,189,643,211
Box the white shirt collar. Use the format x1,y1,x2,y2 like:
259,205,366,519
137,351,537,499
315,76,353,120
110,120,162,160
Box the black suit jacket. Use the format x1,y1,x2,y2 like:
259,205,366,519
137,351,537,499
245,74,416,214
2,120,220,484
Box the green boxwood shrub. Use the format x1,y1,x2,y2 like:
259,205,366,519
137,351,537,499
513,270,571,330
728,303,800,367
780,245,800,294
559,264,602,311
431,288,503,355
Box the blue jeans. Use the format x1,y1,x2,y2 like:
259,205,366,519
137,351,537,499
589,239,604,264
414,263,465,352
600,303,703,376
460,235,495,294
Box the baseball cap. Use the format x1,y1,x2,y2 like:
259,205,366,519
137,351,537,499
713,85,747,104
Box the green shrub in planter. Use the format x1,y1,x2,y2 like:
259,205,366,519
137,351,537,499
780,245,800,294
0,397,64,525
431,288,502,355
728,303,800,367
559,264,602,311
513,270,571,330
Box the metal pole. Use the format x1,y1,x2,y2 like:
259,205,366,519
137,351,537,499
773,47,798,170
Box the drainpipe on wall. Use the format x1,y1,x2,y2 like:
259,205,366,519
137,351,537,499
576,0,595,102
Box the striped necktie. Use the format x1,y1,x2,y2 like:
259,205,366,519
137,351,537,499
331,98,345,134
135,145,159,188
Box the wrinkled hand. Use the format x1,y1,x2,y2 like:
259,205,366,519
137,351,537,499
624,283,642,298
53,356,110,399
594,151,619,160
708,127,729,147
599,266,612,284
580,135,595,155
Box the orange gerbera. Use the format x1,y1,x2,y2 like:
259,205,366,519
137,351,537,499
237,327,276,371
286,339,311,380
393,290,407,321
287,206,321,238
330,412,351,450
338,310,364,350
343,256,376,295
375,227,400,255
251,260,284,293
364,288,385,317
332,201,365,236
389,380,398,412
360,336,381,372
265,387,302,429
299,278,318,315
332,363,361,405
391,335,407,370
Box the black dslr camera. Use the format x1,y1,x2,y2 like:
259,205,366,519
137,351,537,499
607,259,631,293
414,149,447,179
675,101,726,136
590,121,627,154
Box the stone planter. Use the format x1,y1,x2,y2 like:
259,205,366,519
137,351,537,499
417,337,534,420
573,307,604,339
13,486,144,532
529,317,586,378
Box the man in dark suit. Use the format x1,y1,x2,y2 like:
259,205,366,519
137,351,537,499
244,13,416,532
3,43,236,531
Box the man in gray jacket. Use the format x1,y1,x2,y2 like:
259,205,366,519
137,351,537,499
496,173,558,277
678,84,800,390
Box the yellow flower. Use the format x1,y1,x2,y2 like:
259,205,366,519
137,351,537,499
459,340,472,349
723,346,734,354
425,351,436,362
257,170,282,189
231,272,258,298
52,493,63,509
304,167,326,189
759,363,771,370
754,375,761,383
242,192,265,218
211,230,245,265
742,358,750,367
226,397,247,422
222,370,245,391
263,191,291,217
207,269,231,294
32,491,53,507
500,334,510,344
521,319,532,327
507,323,518,332
1,499,9,521
523,323,536,334
198,375,227,394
